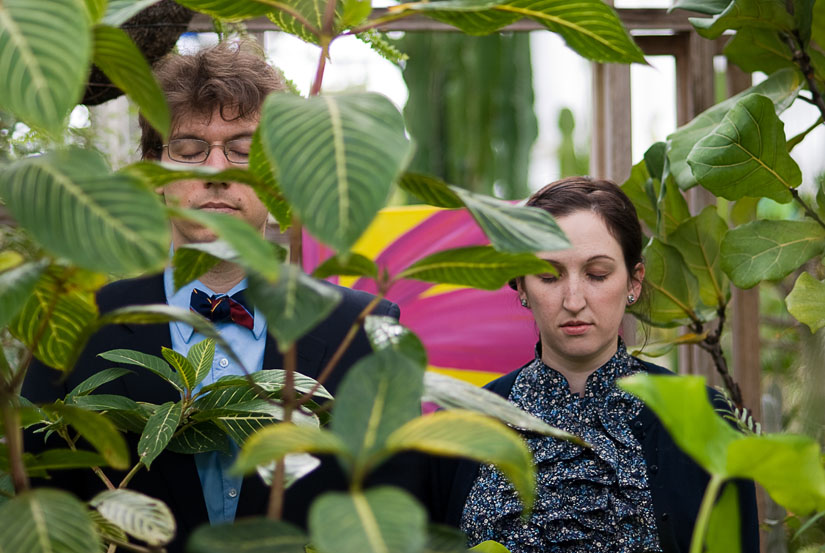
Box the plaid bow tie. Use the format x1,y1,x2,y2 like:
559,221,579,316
189,288,254,330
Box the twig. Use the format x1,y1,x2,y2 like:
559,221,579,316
691,306,745,410
118,462,144,489
266,460,286,520
1,400,30,493
791,188,825,231
103,536,166,553
783,30,825,121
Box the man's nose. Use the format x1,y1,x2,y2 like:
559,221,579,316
203,145,231,169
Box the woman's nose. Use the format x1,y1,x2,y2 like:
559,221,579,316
562,281,586,312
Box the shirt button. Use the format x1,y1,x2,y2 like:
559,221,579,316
219,358,229,368
228,488,238,498
649,464,659,474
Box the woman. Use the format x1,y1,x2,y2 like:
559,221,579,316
426,177,758,553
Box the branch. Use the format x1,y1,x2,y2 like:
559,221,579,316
1,400,30,493
266,460,286,520
691,306,745,411
783,30,825,121
118,462,144,489
791,188,825,230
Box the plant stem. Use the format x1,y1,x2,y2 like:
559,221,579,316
791,188,825,230
118,462,144,489
296,294,382,407
266,344,296,520
693,307,745,410
689,474,724,553
783,30,825,121
255,0,321,36
267,460,286,520
310,39,330,96
1,399,30,493
92,466,116,490
104,536,166,553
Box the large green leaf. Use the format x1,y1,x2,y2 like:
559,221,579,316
69,394,141,412
267,0,326,44
396,172,464,208
636,238,706,327
720,219,825,288
67,367,134,397
99,348,183,392
669,206,730,308
91,489,176,547
258,92,412,252
187,338,216,391
187,518,308,553
618,374,739,474
0,259,48,329
103,0,164,26
26,449,107,472
398,246,554,291
671,0,730,14
233,424,347,475
84,0,107,22
0,0,92,135
10,265,100,371
621,152,691,239
93,25,169,139
363,316,428,369
0,149,170,274
137,400,182,468
386,410,536,510
162,347,198,393
0,489,100,553
313,253,379,280
246,267,342,352
786,272,825,332
309,487,427,553
250,128,291,231
724,27,796,76
173,0,275,19
706,484,741,553
198,370,332,400
689,0,795,39
172,241,227,290
667,68,802,190
166,420,230,455
47,404,131,469
687,94,801,203
332,349,424,475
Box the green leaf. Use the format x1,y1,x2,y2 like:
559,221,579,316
398,246,554,291
167,207,280,281
667,68,803,190
233,424,346,475
0,149,170,274
99,348,183,392
720,220,825,288
91,489,176,547
669,206,730,308
386,410,536,510
706,484,741,553
452,187,570,254
162,347,198,393
422,372,584,444
0,489,100,553
267,0,326,44
787,272,825,332
313,253,378,280
618,374,740,475
166,420,230,455
342,0,372,27
119,161,262,189
0,259,48,329
363,315,428,369
250,128,291,231
198,370,332,400
92,25,170,139
47,404,131,469
671,0,730,15
84,0,107,22
172,241,225,290
332,349,424,474
396,173,464,208
309,487,427,553
187,338,216,390
687,94,801,203
103,0,164,26
638,238,708,327
0,0,92,135
187,517,308,553
423,524,467,553
10,265,100,371
174,0,275,20
621,155,690,239
68,367,134,397
470,542,513,553
247,266,342,352
69,394,141,412
26,449,107,471
724,27,795,75
689,0,795,39
726,434,825,515
137,401,182,468
88,510,128,551
259,92,412,252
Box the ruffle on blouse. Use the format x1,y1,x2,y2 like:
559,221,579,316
460,341,661,553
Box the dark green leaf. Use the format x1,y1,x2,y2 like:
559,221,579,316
166,421,231,455
258,93,412,252
68,367,134,397
706,484,741,553
247,266,342,352
91,489,176,547
424,524,467,553
93,25,170,139
0,259,49,329
309,487,427,553
187,517,308,553
172,242,225,290
687,94,801,203
119,161,263,189
720,220,825,288
313,253,378,280
363,315,428,369
26,449,106,471
47,404,130,469
397,173,464,208
197,370,332,400
689,0,795,39
669,206,730,308
233,424,346,475
162,347,198,393
99,348,183,392
398,246,554,291
786,272,825,331
137,401,182,468
671,0,731,15
69,394,141,412
724,27,795,75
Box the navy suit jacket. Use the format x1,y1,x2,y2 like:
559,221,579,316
23,273,400,553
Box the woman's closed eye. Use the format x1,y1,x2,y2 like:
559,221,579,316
588,273,608,282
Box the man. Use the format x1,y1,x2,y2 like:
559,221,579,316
23,40,398,552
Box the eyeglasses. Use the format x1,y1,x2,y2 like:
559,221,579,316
163,138,252,164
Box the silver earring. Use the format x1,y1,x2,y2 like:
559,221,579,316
627,294,636,305
520,298,529,308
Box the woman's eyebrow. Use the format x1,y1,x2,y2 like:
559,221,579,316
539,254,616,265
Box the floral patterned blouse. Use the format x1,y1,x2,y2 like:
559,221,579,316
460,341,662,553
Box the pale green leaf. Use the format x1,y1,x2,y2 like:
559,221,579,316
250,128,291,231
398,246,554,291
267,1,325,45
0,148,170,274
669,206,730,308
786,272,825,332
0,489,100,553
470,542,513,553
84,0,107,22
187,517,308,553
247,266,342,352
637,238,707,327
259,92,412,252
68,367,134,397
233,424,346,475
0,0,92,135
342,0,372,27
397,172,464,208
313,253,378,280
689,0,795,39
309,487,427,553
363,315,428,369
138,400,182,468
103,0,164,26
91,489,176,547
98,348,183,392
386,410,536,510
667,68,803,190
162,347,197,393
720,220,825,288
198,370,332,400
47,404,131,469
0,259,48,329
173,0,275,20
706,484,741,553
687,94,801,203
187,338,216,390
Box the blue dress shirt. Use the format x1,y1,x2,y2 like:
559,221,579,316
163,267,267,524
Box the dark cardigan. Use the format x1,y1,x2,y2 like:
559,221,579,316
422,359,760,553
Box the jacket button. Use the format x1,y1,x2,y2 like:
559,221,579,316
649,464,659,474
661,513,669,521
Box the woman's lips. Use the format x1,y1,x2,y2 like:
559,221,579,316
561,322,592,335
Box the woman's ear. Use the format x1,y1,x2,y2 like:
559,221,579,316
629,262,645,299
